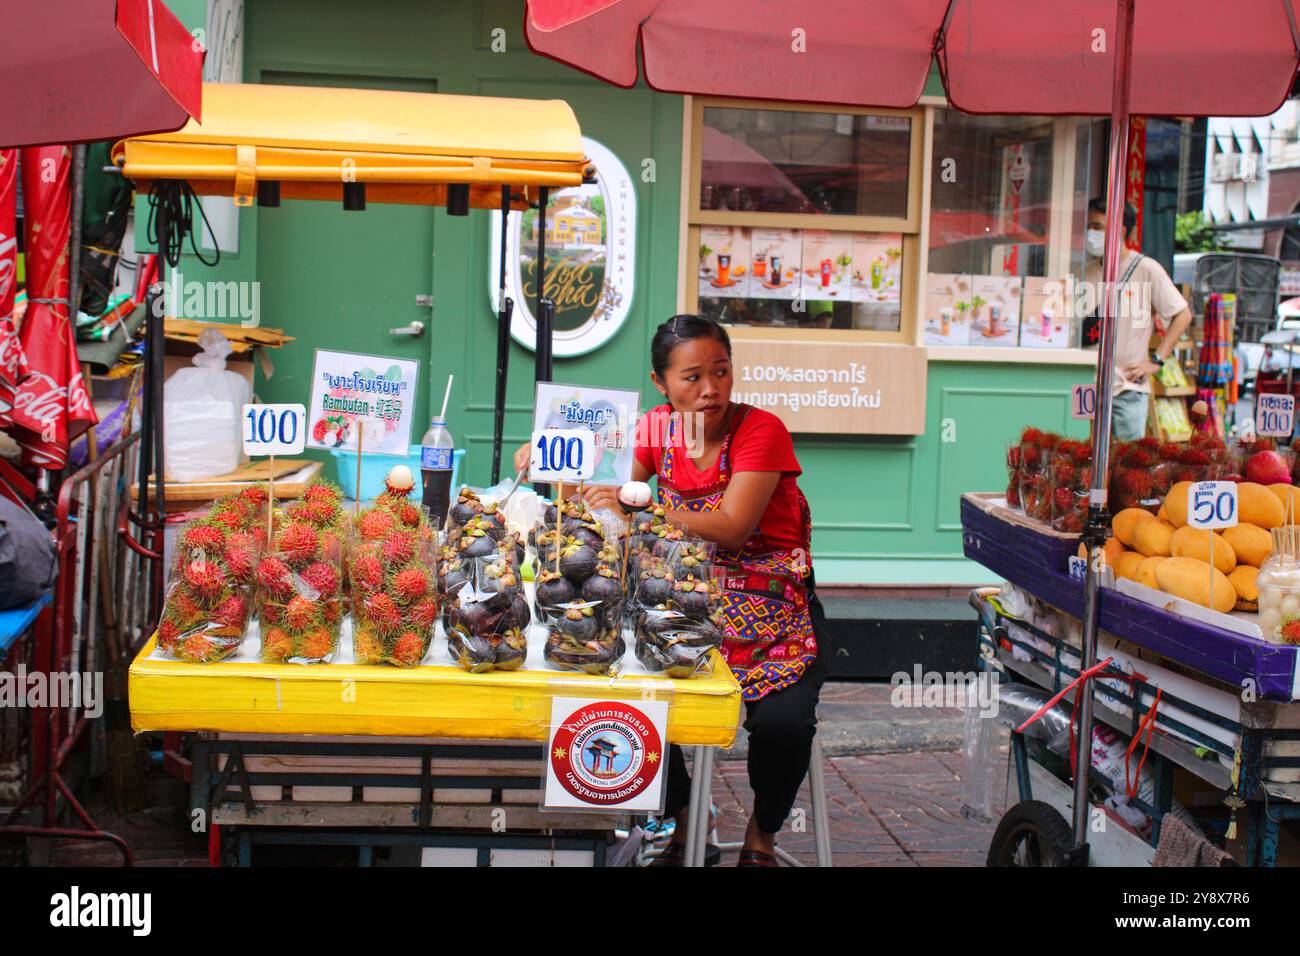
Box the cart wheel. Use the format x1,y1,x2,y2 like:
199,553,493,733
986,800,1075,867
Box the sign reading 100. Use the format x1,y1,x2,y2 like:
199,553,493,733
530,428,594,483
242,403,306,457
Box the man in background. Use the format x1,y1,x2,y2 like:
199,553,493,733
1084,198,1194,440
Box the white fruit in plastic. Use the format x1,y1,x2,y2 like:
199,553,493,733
1281,594,1299,618
1260,587,1281,610
1261,608,1282,638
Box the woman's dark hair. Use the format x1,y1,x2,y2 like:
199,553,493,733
1087,197,1138,235
650,314,732,377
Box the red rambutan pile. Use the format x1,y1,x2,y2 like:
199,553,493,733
392,565,430,603
256,556,295,600
277,521,321,568
359,508,396,541
183,559,227,604
362,592,403,634
382,530,417,567
284,595,322,633
180,522,227,556
300,561,340,598
350,549,385,594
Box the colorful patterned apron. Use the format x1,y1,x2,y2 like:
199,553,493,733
657,404,818,701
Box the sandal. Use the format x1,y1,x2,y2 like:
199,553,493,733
737,849,780,867
649,842,722,867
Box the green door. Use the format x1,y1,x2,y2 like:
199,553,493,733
254,70,439,457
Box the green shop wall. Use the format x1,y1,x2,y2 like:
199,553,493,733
155,0,1096,586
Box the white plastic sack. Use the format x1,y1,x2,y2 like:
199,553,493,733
163,327,250,481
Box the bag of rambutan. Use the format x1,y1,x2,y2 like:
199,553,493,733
1005,440,1022,507
1048,438,1092,533
158,515,260,663
351,499,440,667
1109,437,1166,514
1018,430,1060,522
446,533,530,672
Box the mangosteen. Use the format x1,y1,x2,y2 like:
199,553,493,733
482,559,521,598
458,531,496,560
652,530,686,559
545,631,622,674
670,576,710,618
447,630,495,673
495,630,528,670
676,543,713,572
449,490,482,527
636,564,674,607
582,567,624,604
441,561,469,593
456,600,509,637
536,569,575,608
559,542,597,582
556,605,598,642
511,594,532,630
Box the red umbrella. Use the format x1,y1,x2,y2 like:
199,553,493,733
0,149,22,429
525,0,1300,857
9,146,97,468
0,0,203,149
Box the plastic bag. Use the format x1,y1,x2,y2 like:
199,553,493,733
163,327,250,481
446,540,530,672
350,495,439,667
255,480,349,664
634,561,723,678
543,599,626,675
158,491,267,662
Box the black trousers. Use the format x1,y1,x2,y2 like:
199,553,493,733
663,578,829,836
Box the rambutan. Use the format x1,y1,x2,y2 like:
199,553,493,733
358,508,396,541
411,596,440,629
181,522,227,556
261,626,293,663
169,589,205,627
361,592,402,634
391,631,426,667
353,626,384,665
240,485,270,508
1281,619,1300,645
399,503,422,528
277,521,321,568
1117,469,1155,503
350,550,384,593
225,535,256,584
382,530,417,567
1021,444,1042,470
1038,433,1061,451
1021,427,1043,444
1052,487,1075,513
1052,460,1077,488
183,558,226,603
284,595,322,633
179,633,217,663
257,556,295,600
214,595,247,630
322,599,343,625
300,628,336,662
209,507,248,533
1180,448,1212,467
303,481,342,508
391,565,430,603
301,560,341,597
159,618,180,651
295,498,339,528
260,601,285,626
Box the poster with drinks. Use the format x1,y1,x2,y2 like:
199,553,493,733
799,230,854,302
306,349,420,456
968,275,1023,348
851,233,903,304
923,273,973,346
697,226,750,299
749,228,801,300
1020,276,1072,348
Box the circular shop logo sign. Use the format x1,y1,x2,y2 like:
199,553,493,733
490,136,637,358
550,701,663,805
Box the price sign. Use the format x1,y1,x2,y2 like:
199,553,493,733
533,381,640,486
1188,480,1239,530
1071,384,1096,420
242,403,306,456
530,428,595,483
1256,394,1295,438
1068,555,1087,581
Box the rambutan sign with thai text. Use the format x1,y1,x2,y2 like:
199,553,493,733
306,349,420,457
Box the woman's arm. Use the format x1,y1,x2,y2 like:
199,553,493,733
662,471,780,552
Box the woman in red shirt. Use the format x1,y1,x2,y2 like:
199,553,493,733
525,315,827,866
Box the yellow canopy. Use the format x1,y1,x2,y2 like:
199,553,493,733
112,83,593,209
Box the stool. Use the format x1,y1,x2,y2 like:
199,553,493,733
702,724,833,867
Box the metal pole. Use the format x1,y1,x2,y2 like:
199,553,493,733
1074,0,1135,856
491,185,514,485
534,186,552,386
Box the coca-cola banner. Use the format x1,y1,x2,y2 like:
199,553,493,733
0,149,16,319
11,146,97,467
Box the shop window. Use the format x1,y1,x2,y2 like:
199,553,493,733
686,99,923,342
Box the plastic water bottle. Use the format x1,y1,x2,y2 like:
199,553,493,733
420,417,454,526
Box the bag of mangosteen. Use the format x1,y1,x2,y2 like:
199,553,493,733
255,479,351,665
350,497,440,667
635,565,726,679
446,536,530,673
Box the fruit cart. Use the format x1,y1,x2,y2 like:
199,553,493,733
962,492,1300,866
129,602,741,866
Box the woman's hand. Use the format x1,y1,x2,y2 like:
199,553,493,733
582,485,622,514
512,441,531,474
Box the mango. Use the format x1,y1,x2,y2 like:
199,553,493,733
1221,522,1272,568
1133,519,1175,558
1114,550,1146,581
1228,565,1259,611
1239,482,1286,530
1170,526,1236,573
1135,556,1165,589
1157,502,1170,523
1154,556,1236,614
1076,537,1125,566
1163,481,1193,528
1268,483,1300,524
1112,507,1156,548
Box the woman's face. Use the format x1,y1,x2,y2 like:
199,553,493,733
652,336,733,432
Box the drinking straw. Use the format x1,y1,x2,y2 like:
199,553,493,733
439,374,454,421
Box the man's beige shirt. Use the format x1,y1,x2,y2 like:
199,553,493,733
1084,250,1188,395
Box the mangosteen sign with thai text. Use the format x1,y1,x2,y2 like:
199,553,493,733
545,697,668,811
490,137,636,357
306,349,420,457
533,381,640,485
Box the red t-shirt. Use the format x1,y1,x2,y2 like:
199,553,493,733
634,404,806,554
